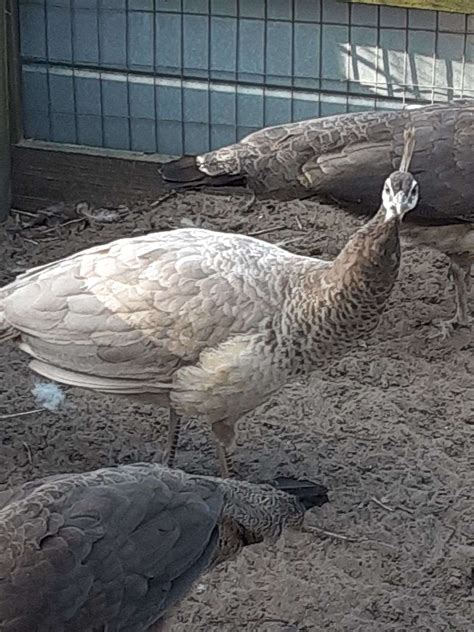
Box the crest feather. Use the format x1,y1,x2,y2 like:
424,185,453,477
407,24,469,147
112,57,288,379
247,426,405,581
399,127,416,173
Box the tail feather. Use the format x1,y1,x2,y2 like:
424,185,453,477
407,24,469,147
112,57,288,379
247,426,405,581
273,477,329,509
0,328,16,343
160,156,245,190
28,358,170,396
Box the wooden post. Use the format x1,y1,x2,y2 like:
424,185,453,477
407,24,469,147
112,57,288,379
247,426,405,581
0,1,11,221
7,0,21,144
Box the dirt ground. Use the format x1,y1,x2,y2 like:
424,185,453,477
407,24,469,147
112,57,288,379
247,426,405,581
0,191,473,631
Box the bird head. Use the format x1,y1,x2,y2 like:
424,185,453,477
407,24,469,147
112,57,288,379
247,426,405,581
381,125,419,222
272,477,329,510
381,171,419,222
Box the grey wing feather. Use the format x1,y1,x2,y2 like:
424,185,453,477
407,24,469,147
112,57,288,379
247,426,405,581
0,464,223,632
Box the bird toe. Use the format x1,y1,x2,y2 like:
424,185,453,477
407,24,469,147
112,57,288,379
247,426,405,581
429,315,473,340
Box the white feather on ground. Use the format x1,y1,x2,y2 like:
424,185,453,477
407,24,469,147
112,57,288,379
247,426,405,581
32,382,66,412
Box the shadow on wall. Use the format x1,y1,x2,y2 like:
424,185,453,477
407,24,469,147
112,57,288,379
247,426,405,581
17,0,474,154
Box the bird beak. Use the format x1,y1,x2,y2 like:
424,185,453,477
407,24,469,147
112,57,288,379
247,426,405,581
392,191,406,218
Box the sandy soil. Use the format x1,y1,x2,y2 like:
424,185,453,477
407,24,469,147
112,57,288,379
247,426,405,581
0,191,473,631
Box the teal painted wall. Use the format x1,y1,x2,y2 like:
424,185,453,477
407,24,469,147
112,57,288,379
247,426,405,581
18,0,474,154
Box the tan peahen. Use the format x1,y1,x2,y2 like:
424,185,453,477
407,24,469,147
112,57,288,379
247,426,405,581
0,131,418,475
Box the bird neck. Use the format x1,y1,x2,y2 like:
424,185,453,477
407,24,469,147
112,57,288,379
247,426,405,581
290,206,401,362
219,480,305,538
334,205,401,273
323,205,401,334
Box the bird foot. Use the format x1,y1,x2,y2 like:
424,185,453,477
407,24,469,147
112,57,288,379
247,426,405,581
429,315,473,340
150,449,166,465
161,446,177,468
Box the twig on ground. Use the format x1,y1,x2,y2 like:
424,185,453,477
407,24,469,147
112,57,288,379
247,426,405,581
361,538,397,552
248,224,287,237
150,191,177,208
295,215,303,230
275,236,306,248
304,526,397,551
303,525,358,542
39,218,86,234
0,408,43,420
22,441,33,465
444,527,456,546
370,496,395,512
11,208,37,218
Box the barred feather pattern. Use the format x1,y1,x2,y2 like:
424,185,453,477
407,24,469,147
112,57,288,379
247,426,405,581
0,463,325,631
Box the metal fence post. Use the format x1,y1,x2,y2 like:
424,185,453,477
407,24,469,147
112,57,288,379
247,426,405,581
0,1,11,222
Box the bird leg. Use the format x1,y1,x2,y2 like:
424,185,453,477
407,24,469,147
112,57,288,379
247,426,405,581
212,420,236,478
163,409,182,468
434,258,472,339
239,190,257,214
465,264,472,294
216,444,234,479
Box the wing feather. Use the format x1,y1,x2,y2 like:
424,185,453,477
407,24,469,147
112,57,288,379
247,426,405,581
2,229,291,390
0,465,223,631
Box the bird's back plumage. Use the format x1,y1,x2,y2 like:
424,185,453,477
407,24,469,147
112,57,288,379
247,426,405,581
0,464,328,631
0,464,223,632
161,102,474,225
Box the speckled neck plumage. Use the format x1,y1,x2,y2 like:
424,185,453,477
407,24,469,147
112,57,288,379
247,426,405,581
212,480,305,564
284,207,401,369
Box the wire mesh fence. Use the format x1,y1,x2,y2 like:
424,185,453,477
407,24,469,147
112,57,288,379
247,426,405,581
18,0,474,155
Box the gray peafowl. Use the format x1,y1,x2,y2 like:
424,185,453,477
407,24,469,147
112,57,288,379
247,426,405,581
0,463,328,631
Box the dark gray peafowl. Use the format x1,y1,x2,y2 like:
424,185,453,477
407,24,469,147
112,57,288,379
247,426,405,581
161,101,474,336
0,463,328,632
